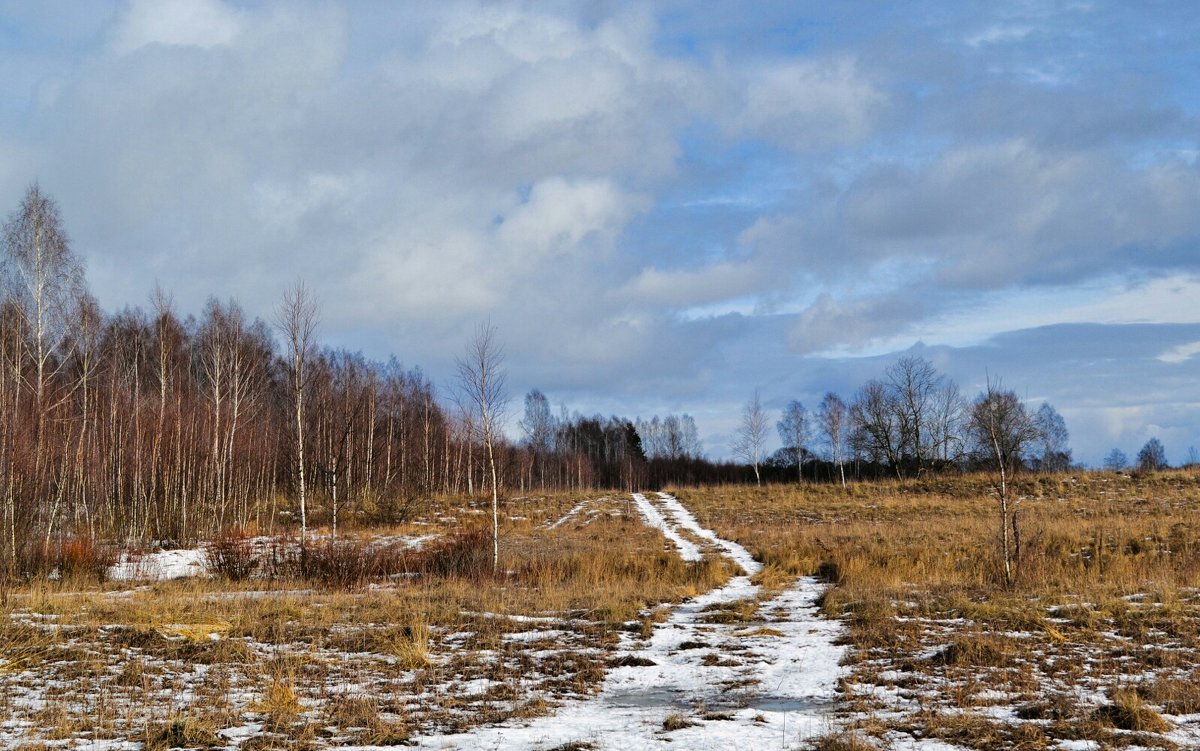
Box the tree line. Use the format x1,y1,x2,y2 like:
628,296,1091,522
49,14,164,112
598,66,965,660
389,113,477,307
0,185,745,563
1,183,1183,574
731,355,1074,485
0,187,652,568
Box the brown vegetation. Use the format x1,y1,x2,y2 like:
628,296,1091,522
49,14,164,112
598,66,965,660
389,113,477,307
674,470,1200,750
0,491,731,746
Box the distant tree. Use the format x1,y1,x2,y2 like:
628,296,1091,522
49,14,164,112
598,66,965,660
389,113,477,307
1103,448,1128,471
886,355,943,474
457,322,508,572
1136,437,1168,472
732,390,769,485
519,389,554,489
679,414,702,459
817,392,848,487
928,381,967,466
520,390,553,452
850,379,905,477
663,414,684,459
274,280,319,541
1186,446,1199,468
968,379,1040,588
636,413,702,461
1032,403,1072,472
776,400,809,482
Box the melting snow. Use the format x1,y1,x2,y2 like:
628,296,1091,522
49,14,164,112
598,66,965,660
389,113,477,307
632,492,703,562
410,492,846,750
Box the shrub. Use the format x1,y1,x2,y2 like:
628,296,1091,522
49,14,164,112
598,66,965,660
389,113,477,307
205,528,259,581
406,527,493,580
17,537,117,583
56,537,117,582
299,538,382,589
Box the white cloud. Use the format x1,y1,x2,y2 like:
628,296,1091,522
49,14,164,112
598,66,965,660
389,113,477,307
1158,341,1200,364
622,262,764,308
732,56,884,150
965,24,1033,47
496,177,646,262
787,292,925,355
112,0,242,54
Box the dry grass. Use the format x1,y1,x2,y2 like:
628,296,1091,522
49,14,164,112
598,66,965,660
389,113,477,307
0,490,734,746
9,474,1200,747
672,470,1200,749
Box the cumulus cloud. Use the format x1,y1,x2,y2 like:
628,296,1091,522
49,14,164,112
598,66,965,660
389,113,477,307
621,262,765,308
496,178,647,263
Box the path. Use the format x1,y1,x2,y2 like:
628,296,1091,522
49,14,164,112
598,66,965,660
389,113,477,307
412,492,845,750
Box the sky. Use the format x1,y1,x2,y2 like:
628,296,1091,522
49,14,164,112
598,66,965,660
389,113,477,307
1,0,1198,465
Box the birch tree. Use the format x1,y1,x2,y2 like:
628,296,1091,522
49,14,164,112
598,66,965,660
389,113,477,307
817,392,848,487
274,280,319,541
457,322,507,573
2,184,85,443
776,399,809,482
968,379,1040,588
732,389,769,485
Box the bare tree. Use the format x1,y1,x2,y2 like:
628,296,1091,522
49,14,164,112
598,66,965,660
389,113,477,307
732,389,769,485
776,399,809,482
1032,403,1071,472
968,379,1040,588
678,414,702,459
1103,448,1128,471
520,389,554,489
928,381,966,466
1136,437,1167,472
274,280,319,541
457,322,507,573
817,392,848,487
886,355,943,474
2,183,85,440
850,379,905,477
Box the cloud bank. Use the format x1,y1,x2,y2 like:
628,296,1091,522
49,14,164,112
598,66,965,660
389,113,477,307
1,0,1197,465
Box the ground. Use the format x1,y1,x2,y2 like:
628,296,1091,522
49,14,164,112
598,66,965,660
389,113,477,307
3,472,1200,750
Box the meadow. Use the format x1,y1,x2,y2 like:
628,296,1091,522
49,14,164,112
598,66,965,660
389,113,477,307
2,471,1199,749
676,470,1200,749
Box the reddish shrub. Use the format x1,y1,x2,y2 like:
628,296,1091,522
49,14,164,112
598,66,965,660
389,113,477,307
57,537,117,582
205,529,259,581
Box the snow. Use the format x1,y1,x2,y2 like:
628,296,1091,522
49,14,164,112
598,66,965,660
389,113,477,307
632,492,702,562
548,498,599,529
107,547,206,581
408,492,846,750
105,533,435,582
656,492,763,576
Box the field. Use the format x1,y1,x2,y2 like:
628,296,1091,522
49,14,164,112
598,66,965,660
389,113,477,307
2,472,1200,749
677,471,1200,749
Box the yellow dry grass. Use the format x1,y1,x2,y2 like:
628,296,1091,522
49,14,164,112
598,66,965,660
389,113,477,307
0,490,734,746
672,470,1200,749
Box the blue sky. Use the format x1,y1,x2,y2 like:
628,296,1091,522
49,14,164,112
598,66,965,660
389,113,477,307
1,0,1198,465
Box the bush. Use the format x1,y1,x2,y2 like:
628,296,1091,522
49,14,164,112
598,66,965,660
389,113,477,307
299,538,384,589
205,529,259,581
405,527,493,580
17,537,116,583
56,537,117,582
